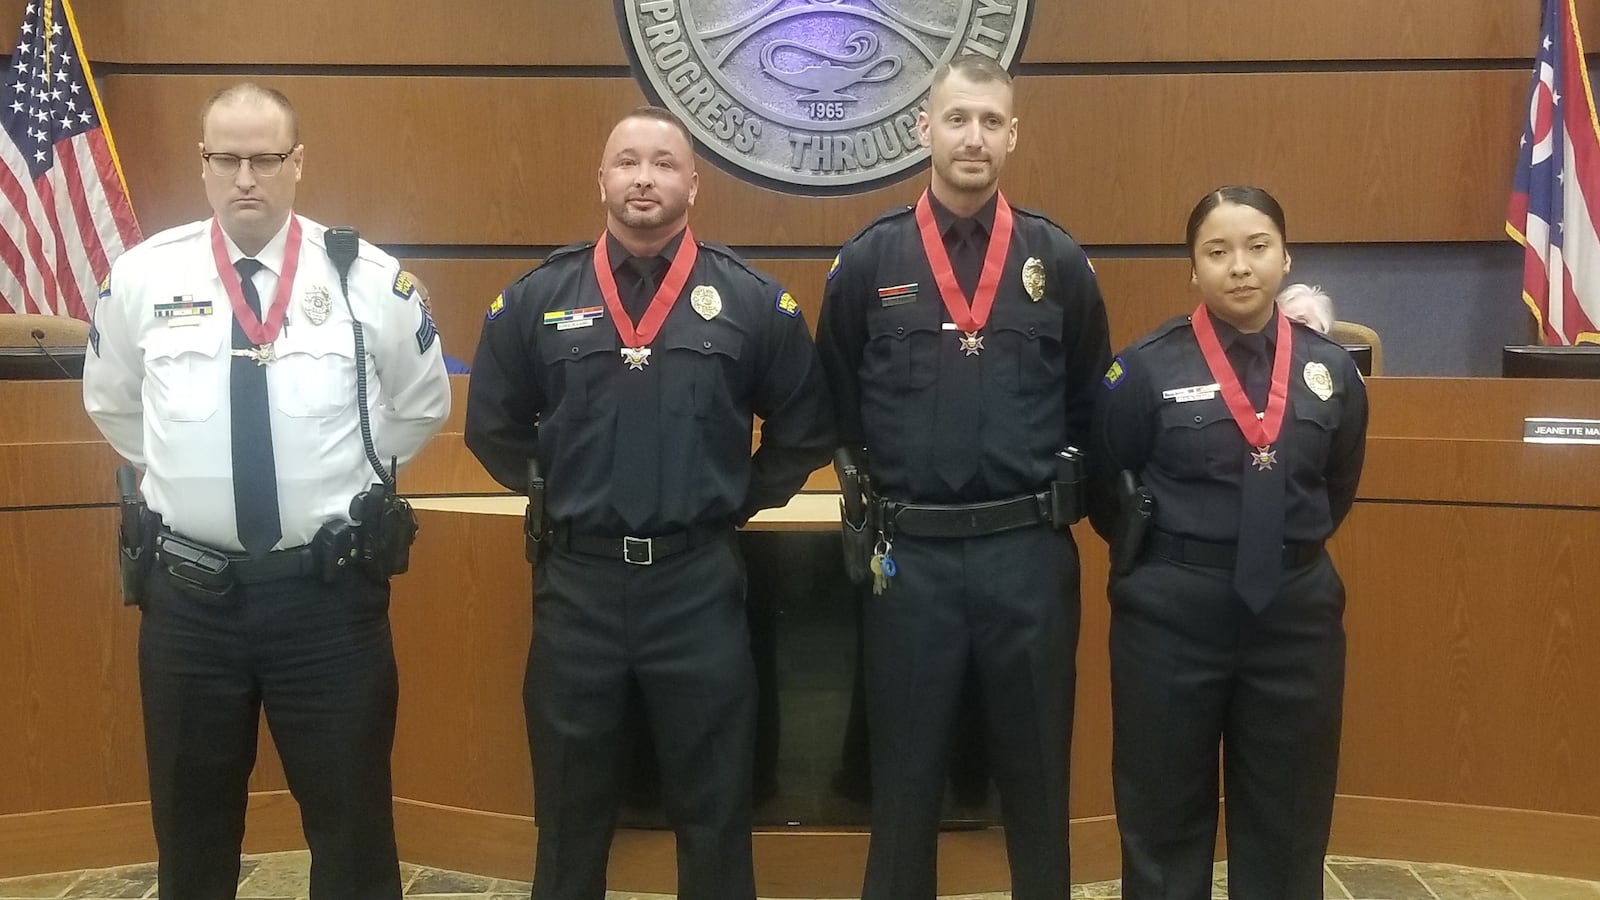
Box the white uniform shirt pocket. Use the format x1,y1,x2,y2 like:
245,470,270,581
143,326,225,422
271,326,357,418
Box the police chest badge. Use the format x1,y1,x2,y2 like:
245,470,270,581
1022,257,1046,301
301,285,331,325
691,284,722,321
1303,361,1334,401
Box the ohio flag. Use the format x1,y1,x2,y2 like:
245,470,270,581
1507,0,1600,345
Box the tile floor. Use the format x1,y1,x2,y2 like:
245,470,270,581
0,851,1596,899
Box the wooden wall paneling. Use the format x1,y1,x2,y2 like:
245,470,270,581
0,509,145,815
1033,0,1600,63
81,1,626,66
1365,377,1600,439
72,1,1600,65
1360,438,1600,507
99,71,1526,247
389,510,535,814
1332,504,1600,816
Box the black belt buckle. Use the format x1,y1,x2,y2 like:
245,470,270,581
155,533,232,598
623,536,654,565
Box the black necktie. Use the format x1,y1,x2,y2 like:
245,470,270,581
1232,331,1285,612
611,256,666,530
230,258,281,555
931,219,987,493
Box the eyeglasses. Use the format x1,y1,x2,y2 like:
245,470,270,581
201,150,294,177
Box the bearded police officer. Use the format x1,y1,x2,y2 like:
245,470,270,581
816,56,1112,899
464,106,833,900
82,83,450,900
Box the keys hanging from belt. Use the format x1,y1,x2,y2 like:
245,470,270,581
869,537,896,595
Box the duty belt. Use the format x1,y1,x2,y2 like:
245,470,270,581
553,521,731,566
875,492,1052,539
1149,530,1324,570
154,528,322,591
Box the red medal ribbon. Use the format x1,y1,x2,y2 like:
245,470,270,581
591,228,699,349
1190,304,1293,447
913,189,1014,333
210,216,303,347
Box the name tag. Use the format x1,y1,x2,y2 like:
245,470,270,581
555,319,594,331
1162,382,1220,403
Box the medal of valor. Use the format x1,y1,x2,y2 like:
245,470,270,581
690,284,722,320
302,285,331,325
1022,256,1046,301
591,229,701,372
231,342,276,366
1250,445,1277,471
914,189,1015,361
1189,306,1295,473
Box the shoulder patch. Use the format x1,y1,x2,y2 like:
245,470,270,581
97,275,110,301
776,290,800,318
88,317,100,356
392,270,415,300
416,306,438,353
1103,356,1127,389
827,253,841,281
487,293,506,320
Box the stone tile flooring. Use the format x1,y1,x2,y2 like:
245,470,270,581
1,851,1596,899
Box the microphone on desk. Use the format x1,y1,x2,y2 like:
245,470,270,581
29,328,74,379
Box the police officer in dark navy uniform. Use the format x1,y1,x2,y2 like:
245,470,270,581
1089,186,1368,900
817,56,1111,900
464,106,833,900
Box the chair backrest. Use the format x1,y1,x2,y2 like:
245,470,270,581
1328,319,1384,375
0,313,90,348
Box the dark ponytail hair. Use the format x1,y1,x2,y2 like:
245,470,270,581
1185,186,1287,259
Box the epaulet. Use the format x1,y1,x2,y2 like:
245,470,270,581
1134,314,1194,350
830,204,915,269
695,239,773,284
1293,319,1348,350
514,240,596,288
134,220,207,251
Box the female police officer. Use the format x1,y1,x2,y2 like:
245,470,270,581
1089,186,1368,900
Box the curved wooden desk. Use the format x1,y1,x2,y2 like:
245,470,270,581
2,377,1596,892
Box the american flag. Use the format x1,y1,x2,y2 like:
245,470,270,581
1507,0,1600,345
0,0,139,321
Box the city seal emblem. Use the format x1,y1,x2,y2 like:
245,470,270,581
616,0,1034,195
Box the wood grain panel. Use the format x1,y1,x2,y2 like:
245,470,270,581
0,508,291,815
1332,504,1600,816
0,792,304,879
1034,0,1600,63
1329,796,1600,882
1366,377,1600,440
390,510,534,815
1360,437,1600,507
73,0,1600,65
99,71,1525,247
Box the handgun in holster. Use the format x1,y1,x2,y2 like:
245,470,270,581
1049,446,1088,528
115,465,156,607
349,461,419,582
1110,469,1155,576
834,448,874,586
524,459,548,565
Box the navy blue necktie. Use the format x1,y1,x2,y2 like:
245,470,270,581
230,258,281,555
932,218,985,492
1232,332,1285,611
611,256,665,530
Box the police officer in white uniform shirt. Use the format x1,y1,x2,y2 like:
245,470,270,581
82,83,450,900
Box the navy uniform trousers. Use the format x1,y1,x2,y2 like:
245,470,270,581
1110,552,1346,900
525,531,756,900
139,566,401,900
863,523,1079,900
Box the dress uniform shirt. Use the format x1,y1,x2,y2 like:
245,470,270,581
816,196,1111,503
83,215,452,551
1089,310,1369,546
465,229,834,537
